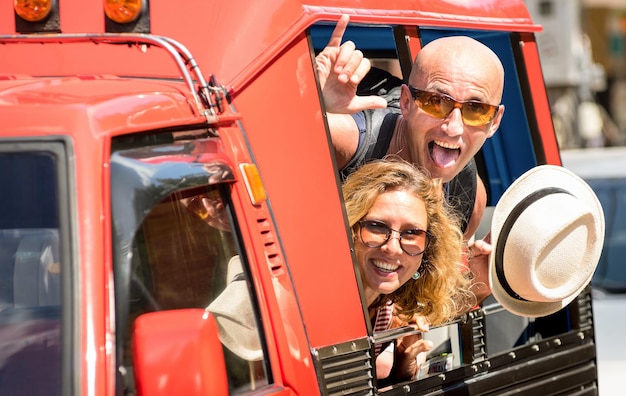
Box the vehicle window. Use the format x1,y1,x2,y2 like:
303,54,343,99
123,185,269,393
310,20,555,385
0,150,63,396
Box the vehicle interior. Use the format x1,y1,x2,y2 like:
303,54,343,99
109,139,272,394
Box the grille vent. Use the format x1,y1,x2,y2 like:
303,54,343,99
577,286,594,329
460,309,487,363
315,338,374,396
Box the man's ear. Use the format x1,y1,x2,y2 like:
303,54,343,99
487,104,505,138
400,84,413,118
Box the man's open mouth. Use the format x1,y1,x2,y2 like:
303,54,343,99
429,140,460,168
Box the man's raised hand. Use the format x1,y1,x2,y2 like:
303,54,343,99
315,15,388,113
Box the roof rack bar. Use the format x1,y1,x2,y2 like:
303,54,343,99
0,33,220,120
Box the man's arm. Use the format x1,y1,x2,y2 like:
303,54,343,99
464,175,493,304
326,113,360,169
464,174,487,241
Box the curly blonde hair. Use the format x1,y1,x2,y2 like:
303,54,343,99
342,157,475,325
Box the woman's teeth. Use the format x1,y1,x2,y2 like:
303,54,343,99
372,260,399,273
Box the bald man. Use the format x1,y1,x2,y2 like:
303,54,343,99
316,15,501,301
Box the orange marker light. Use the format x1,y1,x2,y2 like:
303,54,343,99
14,0,53,22
240,163,267,206
104,0,143,24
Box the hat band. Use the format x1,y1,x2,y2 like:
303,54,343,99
494,186,572,302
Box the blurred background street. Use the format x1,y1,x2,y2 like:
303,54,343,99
524,1,626,393
592,290,626,395
562,146,626,396
525,0,626,150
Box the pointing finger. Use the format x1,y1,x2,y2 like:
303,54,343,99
327,14,350,48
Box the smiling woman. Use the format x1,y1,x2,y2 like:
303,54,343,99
341,157,474,382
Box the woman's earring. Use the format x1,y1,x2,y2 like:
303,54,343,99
412,271,421,280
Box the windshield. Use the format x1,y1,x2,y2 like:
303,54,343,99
0,148,64,396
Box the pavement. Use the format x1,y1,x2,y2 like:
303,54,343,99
592,289,626,395
529,148,626,394
561,148,626,394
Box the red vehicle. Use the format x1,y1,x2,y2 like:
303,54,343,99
0,1,597,395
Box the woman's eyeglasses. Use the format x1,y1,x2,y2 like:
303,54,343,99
358,220,431,256
408,86,498,127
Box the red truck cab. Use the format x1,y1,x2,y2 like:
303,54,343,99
0,1,598,395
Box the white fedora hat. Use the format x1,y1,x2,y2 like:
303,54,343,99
489,165,605,318
207,255,263,361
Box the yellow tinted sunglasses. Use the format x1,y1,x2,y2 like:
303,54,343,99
409,86,499,127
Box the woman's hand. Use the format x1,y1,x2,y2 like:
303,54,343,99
393,315,433,380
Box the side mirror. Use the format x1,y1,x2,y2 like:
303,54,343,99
132,308,228,395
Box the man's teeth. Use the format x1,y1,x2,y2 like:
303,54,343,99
373,260,399,273
434,140,460,150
